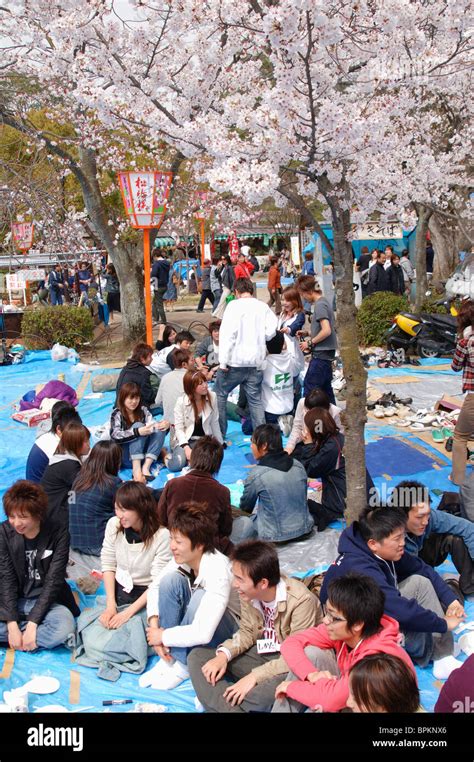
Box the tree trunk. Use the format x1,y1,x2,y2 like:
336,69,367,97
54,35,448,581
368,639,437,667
413,202,433,312
77,147,146,342
321,180,369,524
429,211,472,286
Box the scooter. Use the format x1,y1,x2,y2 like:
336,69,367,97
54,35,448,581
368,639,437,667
385,299,458,358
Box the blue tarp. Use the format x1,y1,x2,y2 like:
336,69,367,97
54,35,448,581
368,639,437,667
0,351,472,713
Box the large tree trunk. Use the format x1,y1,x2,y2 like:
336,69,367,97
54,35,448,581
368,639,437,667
77,147,145,342
429,211,472,286
413,202,433,312
322,180,369,524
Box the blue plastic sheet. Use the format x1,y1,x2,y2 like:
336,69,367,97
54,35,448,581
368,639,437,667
0,351,472,713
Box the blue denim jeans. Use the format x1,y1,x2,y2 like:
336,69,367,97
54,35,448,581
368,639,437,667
0,598,75,650
230,515,258,543
50,289,63,306
158,571,239,665
215,366,265,437
303,357,335,404
121,428,166,466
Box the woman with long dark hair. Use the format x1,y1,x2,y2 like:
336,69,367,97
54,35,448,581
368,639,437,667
155,324,177,352
74,482,171,676
110,382,169,483
168,369,222,471
103,263,121,317
68,441,123,577
41,421,91,526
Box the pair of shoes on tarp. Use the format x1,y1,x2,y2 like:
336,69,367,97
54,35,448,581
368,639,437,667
367,392,412,409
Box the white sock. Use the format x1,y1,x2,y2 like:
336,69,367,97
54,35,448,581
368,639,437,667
458,632,474,657
148,660,189,691
194,696,205,713
433,655,463,680
138,658,173,688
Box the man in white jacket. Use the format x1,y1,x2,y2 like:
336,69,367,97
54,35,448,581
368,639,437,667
140,503,240,691
261,331,305,422
215,278,278,437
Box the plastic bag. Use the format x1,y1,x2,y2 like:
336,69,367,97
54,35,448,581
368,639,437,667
51,343,68,362
67,348,80,364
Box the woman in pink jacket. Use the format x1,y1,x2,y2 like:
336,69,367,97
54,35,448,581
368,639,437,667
272,572,416,713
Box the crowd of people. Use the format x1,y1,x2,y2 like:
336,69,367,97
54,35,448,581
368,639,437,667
1,244,473,716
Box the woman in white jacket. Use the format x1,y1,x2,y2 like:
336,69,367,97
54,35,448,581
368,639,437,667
167,370,223,471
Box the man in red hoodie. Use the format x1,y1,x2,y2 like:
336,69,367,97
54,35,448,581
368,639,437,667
272,572,415,713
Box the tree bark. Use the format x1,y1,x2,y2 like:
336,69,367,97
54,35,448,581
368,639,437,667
319,179,369,523
413,202,433,312
77,147,146,342
429,211,472,285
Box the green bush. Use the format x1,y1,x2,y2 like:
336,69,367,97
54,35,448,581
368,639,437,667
419,290,458,315
357,292,409,347
22,305,94,350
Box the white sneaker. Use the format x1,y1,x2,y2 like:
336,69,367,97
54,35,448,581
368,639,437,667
138,659,172,688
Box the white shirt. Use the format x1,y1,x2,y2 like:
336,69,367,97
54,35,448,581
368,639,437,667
219,297,278,369
261,348,305,415
149,345,174,378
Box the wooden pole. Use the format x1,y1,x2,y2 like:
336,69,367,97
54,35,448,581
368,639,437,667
143,228,153,345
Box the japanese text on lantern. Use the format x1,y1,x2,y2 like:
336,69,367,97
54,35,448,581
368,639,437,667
12,222,34,251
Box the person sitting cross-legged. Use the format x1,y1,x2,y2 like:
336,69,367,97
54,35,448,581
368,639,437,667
320,507,466,679
391,480,474,599
236,424,314,544
0,480,79,652
272,572,416,713
188,540,321,713
139,503,241,691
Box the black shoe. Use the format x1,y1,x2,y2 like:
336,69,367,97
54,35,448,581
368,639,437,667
196,310,204,313
445,436,453,453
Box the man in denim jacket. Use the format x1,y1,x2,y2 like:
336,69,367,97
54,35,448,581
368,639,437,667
391,480,474,599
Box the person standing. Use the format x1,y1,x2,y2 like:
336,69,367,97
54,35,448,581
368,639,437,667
356,247,372,300
210,260,222,305
234,253,253,280
451,301,474,487
103,263,121,319
368,251,390,294
151,249,170,324
267,256,282,315
213,255,235,319
48,264,65,306
295,275,337,403
387,253,406,296
196,259,215,313
400,249,415,296
214,278,278,437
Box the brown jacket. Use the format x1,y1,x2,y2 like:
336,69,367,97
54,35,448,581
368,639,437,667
267,265,281,291
157,470,233,555
219,575,322,683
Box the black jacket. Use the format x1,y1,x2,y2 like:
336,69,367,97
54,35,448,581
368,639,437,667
368,262,391,294
41,455,82,527
151,259,171,288
293,434,347,521
0,519,80,625
387,264,405,295
115,359,156,408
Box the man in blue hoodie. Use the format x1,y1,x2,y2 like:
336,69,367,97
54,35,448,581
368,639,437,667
320,506,465,679
391,480,474,599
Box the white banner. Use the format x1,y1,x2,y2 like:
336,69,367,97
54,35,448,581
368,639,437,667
352,222,403,240
15,269,46,283
290,235,300,266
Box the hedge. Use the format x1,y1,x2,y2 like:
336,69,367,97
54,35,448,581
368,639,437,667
22,305,94,350
356,291,409,347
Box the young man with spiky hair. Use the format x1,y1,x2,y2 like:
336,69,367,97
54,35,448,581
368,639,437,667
188,539,320,712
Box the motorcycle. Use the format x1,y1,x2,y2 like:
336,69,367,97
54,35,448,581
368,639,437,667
385,298,458,359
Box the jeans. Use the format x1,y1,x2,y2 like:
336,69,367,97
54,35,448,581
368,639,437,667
0,598,75,650
121,429,166,466
188,644,282,713
229,515,258,543
153,286,167,323
272,646,340,713
157,571,239,665
50,289,63,306
303,357,335,404
399,575,453,667
215,366,265,437
452,393,474,485
212,289,222,305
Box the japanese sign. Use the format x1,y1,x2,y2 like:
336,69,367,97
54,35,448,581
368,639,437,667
352,222,403,241
12,222,34,251
118,171,173,228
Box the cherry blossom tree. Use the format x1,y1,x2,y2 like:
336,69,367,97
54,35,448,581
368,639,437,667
1,0,472,517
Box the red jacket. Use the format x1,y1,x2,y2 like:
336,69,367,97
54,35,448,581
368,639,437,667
234,262,253,280
281,615,415,711
268,265,281,291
